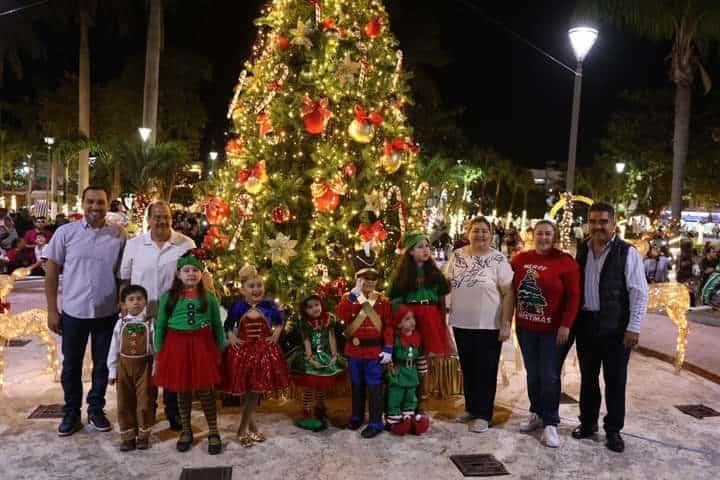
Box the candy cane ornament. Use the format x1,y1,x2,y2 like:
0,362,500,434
254,63,290,114
228,193,255,251
392,50,403,89
227,70,247,119
387,185,406,239
313,263,330,284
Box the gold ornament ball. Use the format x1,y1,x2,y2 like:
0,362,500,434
381,152,402,174
245,177,264,195
348,119,375,143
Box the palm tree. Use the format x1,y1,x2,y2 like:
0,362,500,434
489,156,514,210
578,1,720,220
44,1,136,195
510,168,535,214
143,0,164,146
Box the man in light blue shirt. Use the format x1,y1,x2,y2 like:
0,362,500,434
45,186,126,437
572,202,648,453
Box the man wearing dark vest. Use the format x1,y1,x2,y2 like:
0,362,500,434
572,202,648,452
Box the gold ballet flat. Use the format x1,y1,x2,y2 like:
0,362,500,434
249,431,266,443
238,434,254,448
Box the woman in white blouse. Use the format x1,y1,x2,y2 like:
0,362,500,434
445,216,515,433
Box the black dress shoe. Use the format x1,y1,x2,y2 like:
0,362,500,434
346,419,362,431
571,425,598,439
360,425,383,439
606,432,625,452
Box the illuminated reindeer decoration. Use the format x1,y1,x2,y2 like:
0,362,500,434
0,268,58,391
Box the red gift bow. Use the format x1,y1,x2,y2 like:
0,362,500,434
301,96,331,116
236,161,266,184
384,137,419,156
354,104,383,126
357,221,388,243
225,138,243,156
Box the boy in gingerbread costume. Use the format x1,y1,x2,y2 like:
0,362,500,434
107,285,154,451
336,252,394,439
386,304,430,435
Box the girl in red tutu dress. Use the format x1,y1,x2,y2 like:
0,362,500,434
153,250,226,455
222,265,290,447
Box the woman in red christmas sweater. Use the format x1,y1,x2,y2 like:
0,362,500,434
511,220,580,448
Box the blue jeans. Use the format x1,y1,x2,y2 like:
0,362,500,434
517,327,565,426
60,312,117,416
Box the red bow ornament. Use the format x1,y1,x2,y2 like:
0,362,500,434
236,160,268,194
357,221,388,249
203,196,230,225
301,96,332,135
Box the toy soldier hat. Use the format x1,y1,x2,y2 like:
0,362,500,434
353,249,379,278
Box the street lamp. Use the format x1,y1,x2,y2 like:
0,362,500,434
44,136,56,208
208,150,218,178
565,26,598,193
615,162,626,174
138,127,152,143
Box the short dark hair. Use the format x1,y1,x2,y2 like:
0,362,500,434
147,200,171,220
81,185,109,201
588,201,615,219
121,284,148,302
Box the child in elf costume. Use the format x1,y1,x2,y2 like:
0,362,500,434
387,231,451,401
336,254,394,439
107,285,154,451
153,250,226,455
222,264,290,447
289,293,346,431
386,305,430,436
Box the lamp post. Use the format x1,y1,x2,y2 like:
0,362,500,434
615,162,626,174
44,136,55,207
24,153,32,207
208,150,218,177
565,27,598,193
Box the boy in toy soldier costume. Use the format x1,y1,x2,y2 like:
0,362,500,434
385,304,430,436
107,285,155,451
336,251,394,438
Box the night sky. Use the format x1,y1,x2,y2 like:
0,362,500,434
3,0,678,168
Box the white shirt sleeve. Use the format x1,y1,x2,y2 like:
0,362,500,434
625,247,649,333
497,257,515,287
106,319,123,380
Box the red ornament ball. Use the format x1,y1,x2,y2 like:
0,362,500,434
271,205,291,224
342,161,357,178
364,17,382,38
276,36,290,50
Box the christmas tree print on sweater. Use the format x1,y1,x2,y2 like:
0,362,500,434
517,269,547,315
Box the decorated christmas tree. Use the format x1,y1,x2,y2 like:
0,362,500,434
517,269,547,315
202,0,427,308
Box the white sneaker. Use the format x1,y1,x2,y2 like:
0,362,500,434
454,412,478,423
469,418,489,433
542,425,560,448
519,412,543,432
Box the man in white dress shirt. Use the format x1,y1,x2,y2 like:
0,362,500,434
119,200,195,431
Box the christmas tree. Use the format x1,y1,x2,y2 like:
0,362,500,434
517,269,547,315
202,0,427,308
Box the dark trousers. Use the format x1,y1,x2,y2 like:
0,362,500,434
60,312,117,416
517,327,564,426
576,319,631,433
454,327,501,422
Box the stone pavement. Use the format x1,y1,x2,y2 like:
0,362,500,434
1,278,719,480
